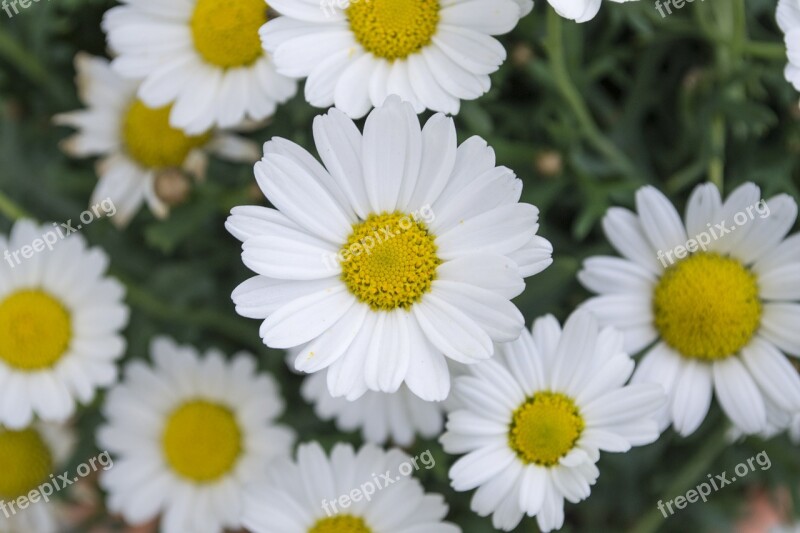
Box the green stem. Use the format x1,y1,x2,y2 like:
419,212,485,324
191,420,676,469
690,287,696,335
665,158,707,194
629,425,729,533
708,115,725,192
741,40,786,61
545,9,640,181
729,0,747,61
0,26,49,87
121,279,265,353
0,190,30,221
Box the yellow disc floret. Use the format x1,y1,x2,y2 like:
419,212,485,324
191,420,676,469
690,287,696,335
0,428,53,499
348,0,440,61
509,392,585,467
191,0,268,68
162,400,242,482
0,290,71,371
123,100,211,169
309,515,372,533
340,212,440,311
653,252,761,361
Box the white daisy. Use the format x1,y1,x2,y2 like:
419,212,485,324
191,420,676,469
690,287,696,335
97,337,295,533
101,0,297,134
0,220,128,429
441,311,665,532
579,182,800,437
548,0,638,23
0,423,75,533
301,371,444,446
778,0,800,93
242,441,458,533
227,96,552,402
55,53,261,227
261,0,532,118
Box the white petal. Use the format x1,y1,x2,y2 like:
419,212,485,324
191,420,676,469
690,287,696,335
712,357,766,434
671,360,713,436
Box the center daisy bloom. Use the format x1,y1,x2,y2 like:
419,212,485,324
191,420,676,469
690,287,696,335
441,311,665,532
97,337,295,533
242,441,458,533
227,97,552,402
579,183,800,437
0,220,128,429
102,0,297,134
0,422,75,533
55,54,261,227
260,0,532,118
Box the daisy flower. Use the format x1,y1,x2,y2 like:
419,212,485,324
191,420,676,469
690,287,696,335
227,97,552,402
101,0,297,134
579,182,800,437
441,311,665,532
778,0,800,93
261,0,533,118
55,53,261,227
242,441,458,533
0,423,75,533
301,371,444,446
97,337,295,533
548,0,638,23
0,220,128,429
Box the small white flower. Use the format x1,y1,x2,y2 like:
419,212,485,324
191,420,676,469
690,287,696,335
778,0,800,93
261,0,532,118
102,0,297,133
442,311,665,531
579,182,800,437
97,337,295,533
0,220,128,428
0,422,75,533
55,53,261,227
228,96,552,402
242,441,459,533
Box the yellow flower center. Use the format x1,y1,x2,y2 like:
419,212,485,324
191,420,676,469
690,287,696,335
309,515,372,533
191,0,268,68
122,100,211,169
162,400,242,482
653,252,762,361
0,290,71,371
509,392,585,467
340,212,440,311
0,428,53,499
347,0,440,61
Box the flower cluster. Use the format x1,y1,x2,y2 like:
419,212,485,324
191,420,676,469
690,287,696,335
2,0,800,532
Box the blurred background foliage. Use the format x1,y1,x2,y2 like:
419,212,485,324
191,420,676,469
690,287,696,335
1,0,799,531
